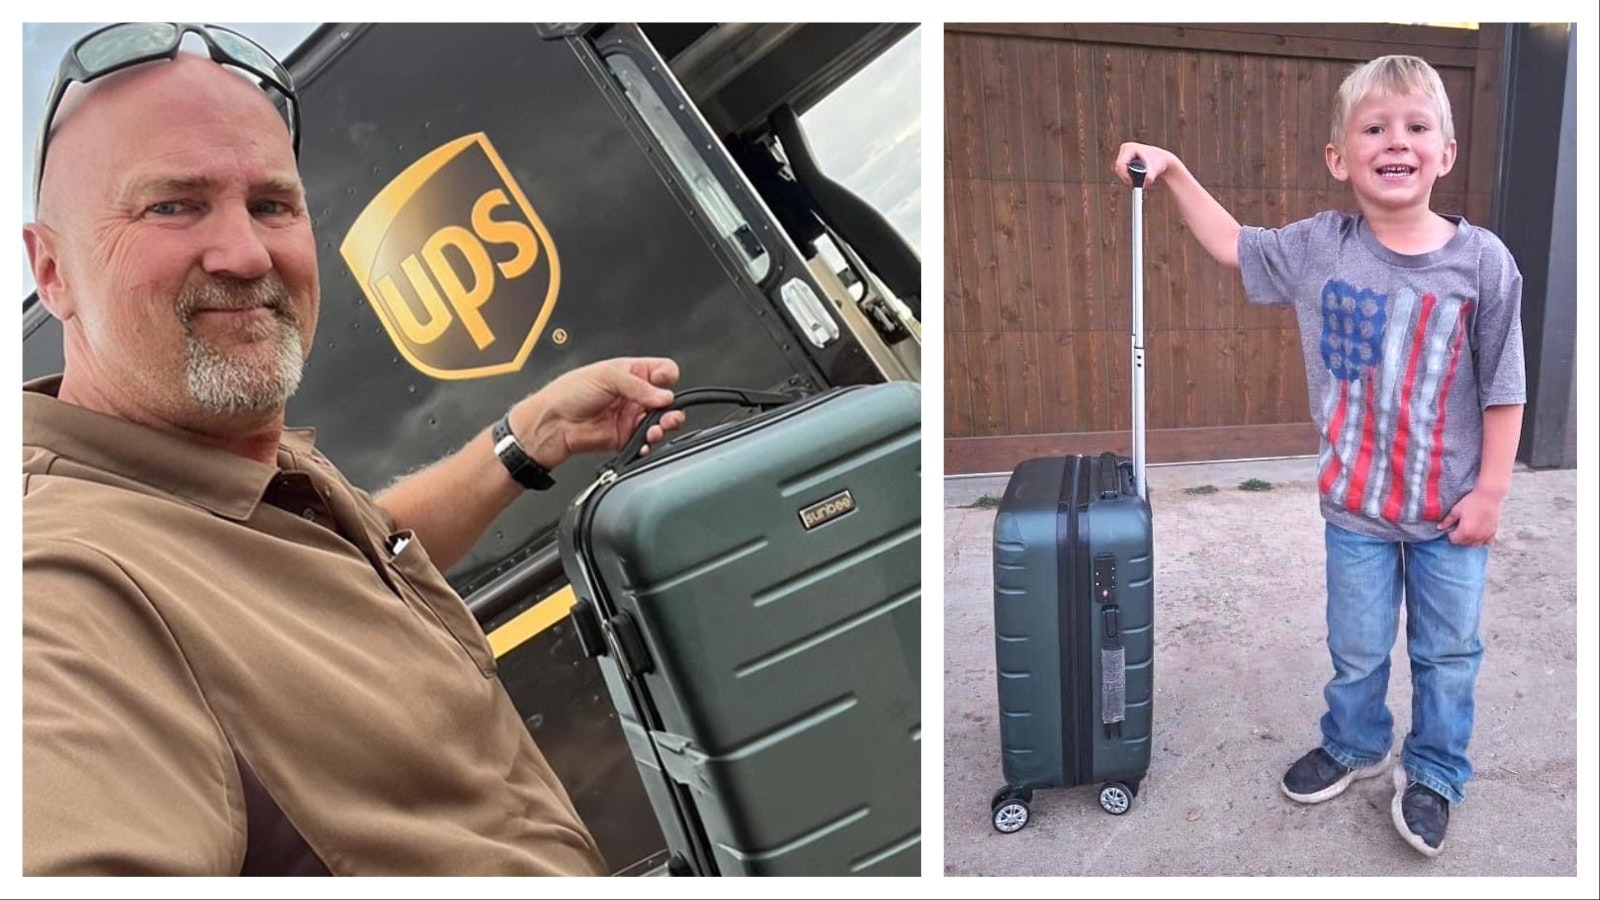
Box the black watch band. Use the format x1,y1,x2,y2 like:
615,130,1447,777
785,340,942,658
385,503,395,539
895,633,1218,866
492,413,555,491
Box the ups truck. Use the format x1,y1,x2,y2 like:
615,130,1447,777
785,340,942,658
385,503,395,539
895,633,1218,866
22,23,921,875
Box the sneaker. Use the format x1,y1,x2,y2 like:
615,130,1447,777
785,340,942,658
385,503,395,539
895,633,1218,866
1280,747,1392,804
1391,766,1450,857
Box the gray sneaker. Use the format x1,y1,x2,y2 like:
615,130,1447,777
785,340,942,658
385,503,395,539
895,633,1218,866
1280,747,1392,804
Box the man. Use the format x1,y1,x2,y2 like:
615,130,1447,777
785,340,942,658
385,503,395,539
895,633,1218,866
23,27,682,875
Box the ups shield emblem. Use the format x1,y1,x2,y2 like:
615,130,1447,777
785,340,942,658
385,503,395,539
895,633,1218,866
340,133,560,380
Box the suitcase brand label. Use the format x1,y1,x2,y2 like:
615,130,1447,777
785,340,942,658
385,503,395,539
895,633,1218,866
799,490,856,530
340,133,561,380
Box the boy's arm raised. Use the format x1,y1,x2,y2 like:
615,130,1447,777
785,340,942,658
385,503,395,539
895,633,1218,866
1115,142,1241,268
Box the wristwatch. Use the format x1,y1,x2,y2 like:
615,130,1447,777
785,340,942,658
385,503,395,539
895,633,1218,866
492,412,555,491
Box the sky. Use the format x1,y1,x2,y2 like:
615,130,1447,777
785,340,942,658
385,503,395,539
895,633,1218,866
18,22,920,297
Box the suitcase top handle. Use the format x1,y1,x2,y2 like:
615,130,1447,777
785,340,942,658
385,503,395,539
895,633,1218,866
1127,157,1147,189
605,387,798,473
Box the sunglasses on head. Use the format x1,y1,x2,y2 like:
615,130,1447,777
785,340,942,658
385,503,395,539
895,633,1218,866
33,22,300,201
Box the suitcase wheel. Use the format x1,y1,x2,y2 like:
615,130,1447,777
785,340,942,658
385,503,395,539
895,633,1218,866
1098,782,1134,815
991,798,1031,834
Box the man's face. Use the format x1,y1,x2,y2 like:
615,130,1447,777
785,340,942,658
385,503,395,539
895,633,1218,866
29,55,319,425
1326,89,1457,214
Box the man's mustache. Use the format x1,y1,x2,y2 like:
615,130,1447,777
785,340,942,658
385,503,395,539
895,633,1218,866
176,276,297,329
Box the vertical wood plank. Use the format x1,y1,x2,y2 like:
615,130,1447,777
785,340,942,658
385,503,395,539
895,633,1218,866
992,182,1035,332
1305,60,1333,214
1037,330,1066,433
1066,181,1100,333
1143,327,1169,430
1031,181,1069,335
968,331,1007,437
1166,321,1197,428
1080,42,1112,334
1061,40,1094,184
1172,51,1200,335
1076,328,1108,432
1022,39,1067,184
945,321,972,438
1236,328,1265,426
945,33,967,180
1281,323,1311,421
944,172,965,335
1101,328,1129,435
1092,44,1124,183
1003,332,1047,437
979,37,1014,179
1436,66,1473,197
1312,58,1337,195
971,180,1002,335
1466,26,1505,225
1100,181,1128,338
1212,53,1239,333
964,35,993,179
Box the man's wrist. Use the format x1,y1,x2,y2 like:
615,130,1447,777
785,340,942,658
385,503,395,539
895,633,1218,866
492,412,555,491
507,398,567,471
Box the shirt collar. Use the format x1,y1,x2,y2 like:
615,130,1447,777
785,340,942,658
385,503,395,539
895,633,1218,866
22,375,319,521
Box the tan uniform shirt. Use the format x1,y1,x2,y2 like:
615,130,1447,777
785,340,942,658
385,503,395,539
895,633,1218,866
22,378,605,875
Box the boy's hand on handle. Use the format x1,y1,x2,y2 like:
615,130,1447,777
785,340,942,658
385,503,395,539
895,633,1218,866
1115,143,1180,187
1112,141,1241,268
1437,487,1504,546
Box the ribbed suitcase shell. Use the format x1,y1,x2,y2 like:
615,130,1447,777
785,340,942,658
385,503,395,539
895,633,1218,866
561,383,921,875
992,454,1153,796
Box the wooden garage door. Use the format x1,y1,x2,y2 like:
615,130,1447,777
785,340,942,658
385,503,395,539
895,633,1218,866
944,23,1504,474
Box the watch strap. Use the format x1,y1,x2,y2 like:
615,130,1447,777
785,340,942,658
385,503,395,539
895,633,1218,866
492,413,555,491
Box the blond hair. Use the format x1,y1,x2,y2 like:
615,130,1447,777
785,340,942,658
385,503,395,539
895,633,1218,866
1330,55,1454,149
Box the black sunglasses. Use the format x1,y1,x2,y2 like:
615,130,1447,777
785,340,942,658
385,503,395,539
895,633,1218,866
33,22,300,201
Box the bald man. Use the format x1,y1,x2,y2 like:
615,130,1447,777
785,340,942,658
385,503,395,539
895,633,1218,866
23,46,682,875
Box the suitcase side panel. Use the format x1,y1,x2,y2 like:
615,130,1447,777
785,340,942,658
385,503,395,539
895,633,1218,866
581,382,921,875
991,457,1068,790
1082,455,1155,784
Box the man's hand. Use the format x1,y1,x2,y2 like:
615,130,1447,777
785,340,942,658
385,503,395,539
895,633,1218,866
1437,487,1505,546
511,358,686,470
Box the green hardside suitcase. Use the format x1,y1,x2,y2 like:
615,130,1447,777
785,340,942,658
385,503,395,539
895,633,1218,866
989,158,1157,832
559,383,921,875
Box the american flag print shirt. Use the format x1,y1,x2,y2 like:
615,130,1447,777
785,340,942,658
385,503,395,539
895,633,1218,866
1237,211,1525,543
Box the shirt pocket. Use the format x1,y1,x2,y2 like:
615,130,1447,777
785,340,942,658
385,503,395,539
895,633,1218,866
384,530,497,678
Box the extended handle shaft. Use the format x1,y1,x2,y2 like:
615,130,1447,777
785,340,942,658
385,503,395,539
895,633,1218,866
1127,159,1147,500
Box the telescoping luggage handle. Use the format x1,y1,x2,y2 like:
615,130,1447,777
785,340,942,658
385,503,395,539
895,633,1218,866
1127,157,1149,501
604,386,797,475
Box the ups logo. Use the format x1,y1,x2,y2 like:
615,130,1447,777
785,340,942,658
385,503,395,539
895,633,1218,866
341,133,560,380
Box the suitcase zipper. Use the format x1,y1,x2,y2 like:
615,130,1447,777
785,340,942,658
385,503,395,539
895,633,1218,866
566,483,715,873
1067,457,1100,786
572,468,618,509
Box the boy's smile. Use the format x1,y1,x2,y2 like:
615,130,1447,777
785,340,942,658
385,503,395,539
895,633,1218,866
1326,90,1457,215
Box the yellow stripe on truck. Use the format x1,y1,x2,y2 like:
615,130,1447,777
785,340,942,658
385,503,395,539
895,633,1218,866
487,585,577,658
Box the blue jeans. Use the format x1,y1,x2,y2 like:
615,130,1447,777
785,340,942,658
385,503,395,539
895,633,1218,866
1319,521,1489,806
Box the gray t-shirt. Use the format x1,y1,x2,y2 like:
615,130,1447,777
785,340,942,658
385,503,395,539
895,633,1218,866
1238,211,1525,542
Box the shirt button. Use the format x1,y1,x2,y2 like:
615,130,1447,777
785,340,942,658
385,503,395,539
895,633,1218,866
302,508,317,521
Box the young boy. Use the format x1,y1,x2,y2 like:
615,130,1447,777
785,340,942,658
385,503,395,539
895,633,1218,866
1115,55,1525,857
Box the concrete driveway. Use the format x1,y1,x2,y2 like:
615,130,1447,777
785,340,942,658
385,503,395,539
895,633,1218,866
942,458,1578,877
